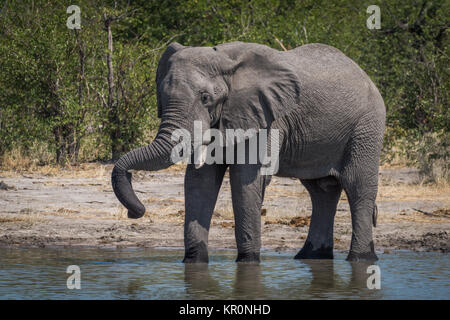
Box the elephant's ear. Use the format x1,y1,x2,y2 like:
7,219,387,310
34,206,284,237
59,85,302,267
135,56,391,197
218,44,301,132
156,42,185,118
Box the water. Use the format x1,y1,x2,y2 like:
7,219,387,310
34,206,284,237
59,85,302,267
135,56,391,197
0,247,448,299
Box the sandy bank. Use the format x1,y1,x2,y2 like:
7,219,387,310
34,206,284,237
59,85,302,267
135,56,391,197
0,164,448,253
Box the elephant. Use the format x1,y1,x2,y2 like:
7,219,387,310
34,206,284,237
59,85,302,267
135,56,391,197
111,41,385,263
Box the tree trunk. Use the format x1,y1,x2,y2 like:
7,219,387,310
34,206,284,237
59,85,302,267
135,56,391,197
69,29,86,164
104,15,124,161
105,16,114,111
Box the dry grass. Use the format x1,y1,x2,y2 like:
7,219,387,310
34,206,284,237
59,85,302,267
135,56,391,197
432,208,450,216
143,197,183,204
0,146,53,172
0,149,110,178
164,162,187,172
2,206,133,222
0,149,186,178
109,207,130,220
212,221,235,228
379,210,450,224
214,203,234,220
264,216,310,227
377,183,450,203
107,206,185,223
266,185,308,197
0,213,44,224
1,148,448,230
380,152,410,168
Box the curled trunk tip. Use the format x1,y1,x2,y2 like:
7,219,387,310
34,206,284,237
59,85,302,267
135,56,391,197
110,130,177,219
111,166,145,219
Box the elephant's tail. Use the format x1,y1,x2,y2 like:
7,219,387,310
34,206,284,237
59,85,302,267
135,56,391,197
372,203,378,228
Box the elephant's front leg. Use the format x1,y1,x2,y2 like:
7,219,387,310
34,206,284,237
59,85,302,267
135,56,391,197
183,164,228,263
229,164,270,263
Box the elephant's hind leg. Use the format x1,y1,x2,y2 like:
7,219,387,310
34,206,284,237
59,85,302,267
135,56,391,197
341,176,379,262
340,173,379,262
183,164,228,263
295,177,342,259
340,115,383,262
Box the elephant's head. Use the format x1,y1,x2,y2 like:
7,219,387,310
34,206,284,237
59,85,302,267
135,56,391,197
112,41,300,218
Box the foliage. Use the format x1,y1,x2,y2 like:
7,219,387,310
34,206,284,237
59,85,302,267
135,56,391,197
0,0,447,181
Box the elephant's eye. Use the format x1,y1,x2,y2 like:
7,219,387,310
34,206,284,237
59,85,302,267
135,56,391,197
201,92,211,105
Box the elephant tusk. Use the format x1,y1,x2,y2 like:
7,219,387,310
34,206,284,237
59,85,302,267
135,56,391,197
194,144,208,169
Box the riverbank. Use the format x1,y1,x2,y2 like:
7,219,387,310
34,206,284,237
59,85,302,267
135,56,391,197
0,164,448,253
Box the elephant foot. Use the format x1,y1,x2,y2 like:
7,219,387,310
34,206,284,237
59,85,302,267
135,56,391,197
294,241,333,259
236,252,260,263
346,251,378,262
346,242,378,262
183,242,209,263
346,251,378,261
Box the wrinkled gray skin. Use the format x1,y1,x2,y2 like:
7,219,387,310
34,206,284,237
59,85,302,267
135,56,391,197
112,42,385,263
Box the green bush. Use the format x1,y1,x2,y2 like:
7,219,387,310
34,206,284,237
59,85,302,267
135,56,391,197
0,0,447,182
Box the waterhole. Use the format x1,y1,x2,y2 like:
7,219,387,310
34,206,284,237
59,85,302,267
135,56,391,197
0,248,448,299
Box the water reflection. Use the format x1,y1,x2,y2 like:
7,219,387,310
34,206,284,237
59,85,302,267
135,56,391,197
292,259,384,299
116,279,146,299
233,263,266,299
183,258,384,299
301,259,340,298
184,264,221,299
304,260,337,287
346,261,383,299
0,248,447,299
183,262,267,299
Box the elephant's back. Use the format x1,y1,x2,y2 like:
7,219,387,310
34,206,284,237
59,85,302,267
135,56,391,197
286,43,385,115
276,44,385,176
289,43,368,81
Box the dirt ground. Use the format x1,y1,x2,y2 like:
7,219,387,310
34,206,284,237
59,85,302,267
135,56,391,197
0,163,448,254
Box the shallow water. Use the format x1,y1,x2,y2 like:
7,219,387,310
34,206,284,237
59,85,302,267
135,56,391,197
0,247,448,299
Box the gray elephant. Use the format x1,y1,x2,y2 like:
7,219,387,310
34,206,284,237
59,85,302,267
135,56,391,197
111,41,385,263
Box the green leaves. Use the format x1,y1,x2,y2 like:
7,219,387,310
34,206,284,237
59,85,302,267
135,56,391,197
0,0,447,177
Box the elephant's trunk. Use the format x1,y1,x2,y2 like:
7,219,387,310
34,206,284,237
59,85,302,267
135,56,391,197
111,120,180,219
